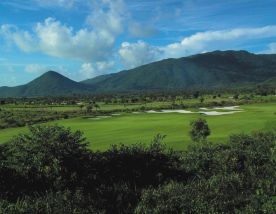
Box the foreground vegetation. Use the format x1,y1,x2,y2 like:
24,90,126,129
0,125,275,213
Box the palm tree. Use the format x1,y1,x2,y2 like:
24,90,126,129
79,104,84,112
86,104,93,114
94,103,100,112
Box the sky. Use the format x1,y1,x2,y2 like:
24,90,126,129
1,0,276,86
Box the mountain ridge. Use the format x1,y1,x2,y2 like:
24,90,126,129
1,50,276,97
82,50,276,91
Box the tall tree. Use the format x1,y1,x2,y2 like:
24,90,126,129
189,118,211,142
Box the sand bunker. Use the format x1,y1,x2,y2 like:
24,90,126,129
89,116,112,120
200,106,241,111
146,109,193,114
160,110,193,113
97,116,112,118
199,111,243,116
213,106,241,110
90,106,244,119
145,107,243,116
199,107,208,110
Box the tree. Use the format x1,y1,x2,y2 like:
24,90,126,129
189,118,211,142
193,91,200,99
94,103,100,111
86,104,93,113
79,104,84,112
199,97,204,103
233,94,239,100
4,125,90,192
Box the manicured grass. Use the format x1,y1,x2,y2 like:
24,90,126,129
0,103,275,150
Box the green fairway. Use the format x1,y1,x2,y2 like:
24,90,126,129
0,103,275,150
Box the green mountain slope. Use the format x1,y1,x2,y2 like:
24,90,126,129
81,73,115,85
260,76,276,86
1,51,276,97
0,71,94,97
83,50,276,92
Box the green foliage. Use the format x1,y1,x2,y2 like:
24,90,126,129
136,131,276,213
0,108,70,129
0,125,275,213
3,125,90,194
0,190,101,214
189,118,211,142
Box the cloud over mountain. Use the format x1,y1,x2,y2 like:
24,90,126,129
118,26,276,67
119,41,161,69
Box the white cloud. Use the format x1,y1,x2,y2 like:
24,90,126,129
0,24,36,52
24,64,48,74
162,26,276,58
33,17,117,61
79,63,95,79
119,41,161,69
86,0,126,35
119,25,276,68
79,61,114,79
0,0,125,68
262,43,276,54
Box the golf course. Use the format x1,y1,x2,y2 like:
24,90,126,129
1,102,275,150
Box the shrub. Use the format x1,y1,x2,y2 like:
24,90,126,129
189,118,211,142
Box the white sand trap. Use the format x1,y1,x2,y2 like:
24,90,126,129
146,109,193,114
161,110,193,113
132,112,141,114
146,110,162,113
200,111,243,116
213,106,241,110
199,107,208,110
111,113,121,116
89,118,101,120
97,116,112,119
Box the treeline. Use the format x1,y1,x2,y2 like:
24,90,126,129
1,84,275,106
0,125,275,213
0,109,71,129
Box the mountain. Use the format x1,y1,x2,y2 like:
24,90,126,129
1,51,276,97
82,50,276,92
81,73,113,85
260,76,276,87
0,71,94,97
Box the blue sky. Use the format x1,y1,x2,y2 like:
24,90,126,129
1,0,276,86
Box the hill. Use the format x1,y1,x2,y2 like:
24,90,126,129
0,71,94,97
83,50,276,92
260,76,276,86
1,50,276,97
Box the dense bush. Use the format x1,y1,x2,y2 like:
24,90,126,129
0,190,101,214
0,109,71,129
136,131,276,213
0,125,275,213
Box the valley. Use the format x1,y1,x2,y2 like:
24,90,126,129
1,99,275,150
